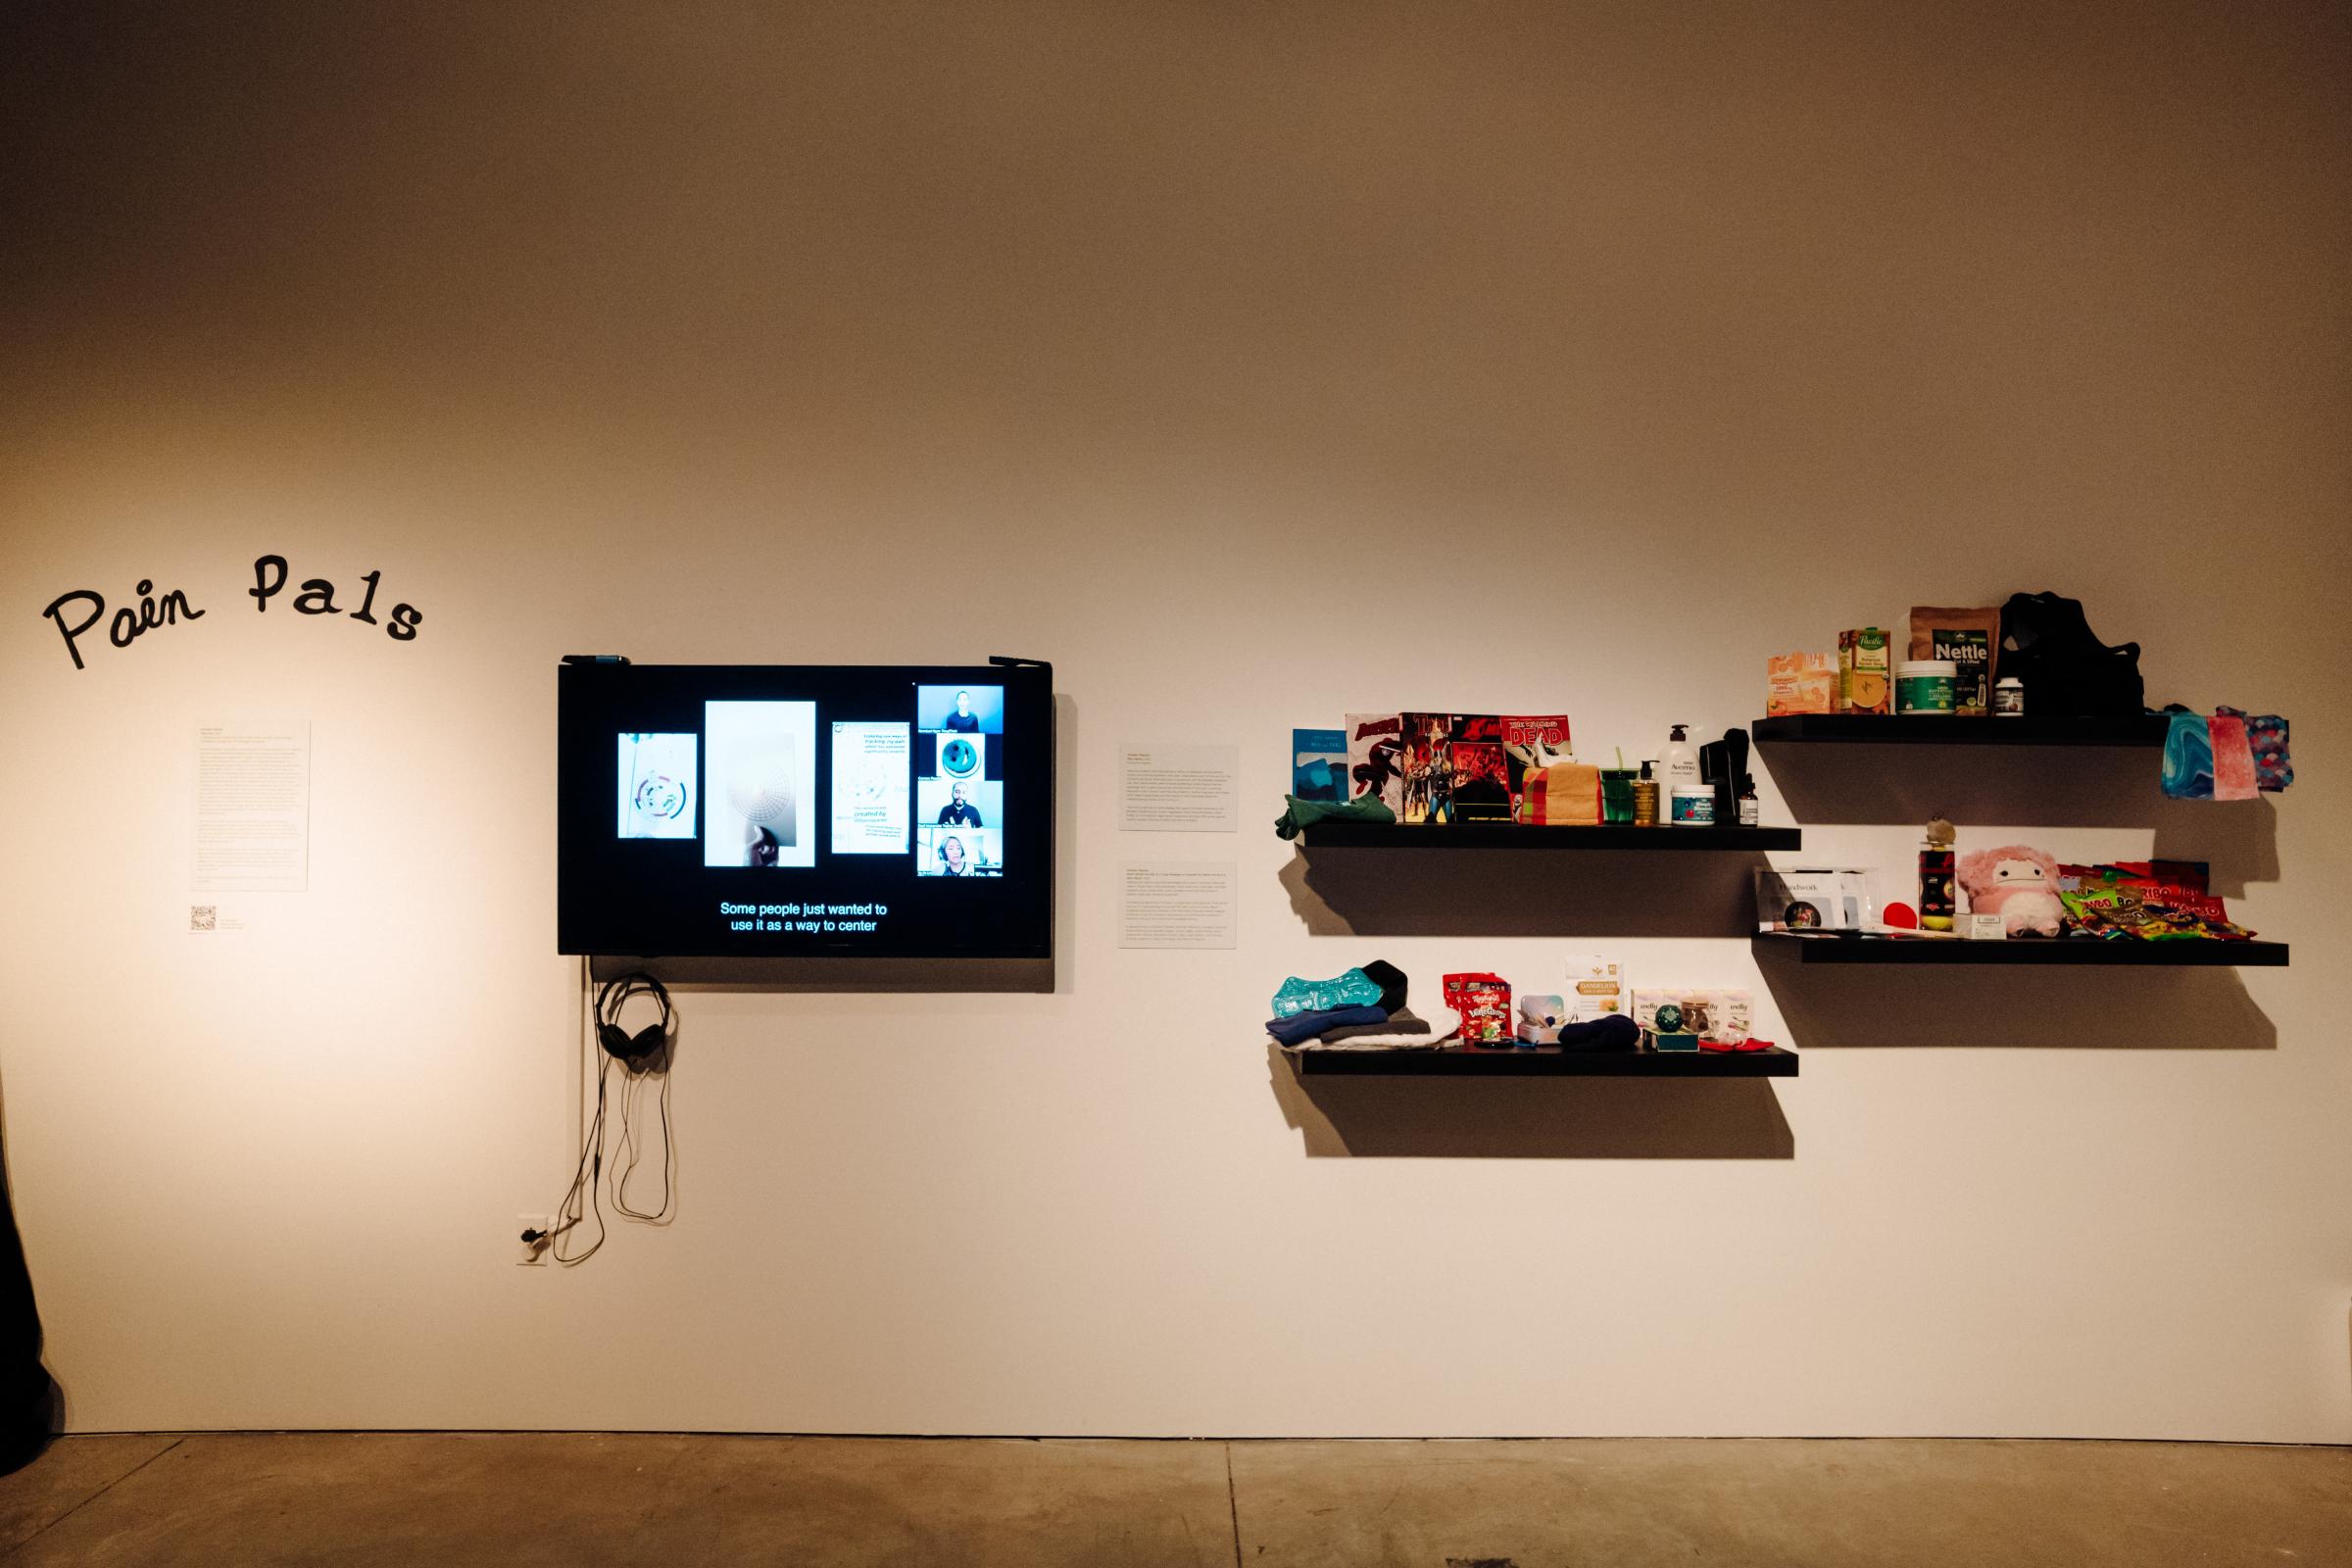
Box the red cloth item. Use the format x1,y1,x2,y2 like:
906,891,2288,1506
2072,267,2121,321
1700,1036,1777,1054
2208,712,2257,800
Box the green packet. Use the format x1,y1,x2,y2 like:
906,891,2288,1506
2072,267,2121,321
2058,885,2144,937
2061,884,2253,942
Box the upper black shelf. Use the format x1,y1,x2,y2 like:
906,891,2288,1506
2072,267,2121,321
1298,823,1800,851
1288,1044,1798,1077
1751,713,2170,747
1752,932,2288,966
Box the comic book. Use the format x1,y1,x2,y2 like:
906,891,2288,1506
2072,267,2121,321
1501,714,1573,819
1398,711,1453,825
1344,713,1404,815
1446,714,1512,823
1291,728,1348,803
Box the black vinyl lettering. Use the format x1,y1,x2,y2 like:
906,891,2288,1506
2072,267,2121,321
250,554,288,611
41,590,105,670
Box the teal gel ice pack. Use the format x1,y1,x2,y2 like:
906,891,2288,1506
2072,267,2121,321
1270,967,1384,1019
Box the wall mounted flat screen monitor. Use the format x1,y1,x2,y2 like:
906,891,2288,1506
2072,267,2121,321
559,662,1053,980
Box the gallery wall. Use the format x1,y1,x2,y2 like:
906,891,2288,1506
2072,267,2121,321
3,1,2347,1440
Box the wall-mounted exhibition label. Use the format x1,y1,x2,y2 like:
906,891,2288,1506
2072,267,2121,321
1118,743,1240,833
193,720,311,892
1117,860,1238,950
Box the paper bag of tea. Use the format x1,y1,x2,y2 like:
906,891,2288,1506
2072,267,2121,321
1908,607,2000,714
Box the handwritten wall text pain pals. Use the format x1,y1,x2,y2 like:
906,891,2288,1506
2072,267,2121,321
41,555,424,670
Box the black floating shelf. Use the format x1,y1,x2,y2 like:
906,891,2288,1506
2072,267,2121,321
1751,713,2171,747
1752,933,2288,967
1290,1044,1799,1077
1298,823,1801,851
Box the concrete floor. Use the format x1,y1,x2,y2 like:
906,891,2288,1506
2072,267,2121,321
0,1433,2344,1566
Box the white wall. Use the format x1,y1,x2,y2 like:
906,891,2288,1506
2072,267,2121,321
3,1,2347,1441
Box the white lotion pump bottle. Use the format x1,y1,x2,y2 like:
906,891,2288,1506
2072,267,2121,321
1662,724,1700,795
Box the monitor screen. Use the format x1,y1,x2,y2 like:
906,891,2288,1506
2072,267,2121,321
558,662,1054,967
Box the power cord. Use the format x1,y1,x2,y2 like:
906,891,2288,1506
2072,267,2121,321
612,1055,674,1223
524,961,675,1264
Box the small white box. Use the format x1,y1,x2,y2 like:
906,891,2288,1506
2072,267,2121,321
1968,913,2006,941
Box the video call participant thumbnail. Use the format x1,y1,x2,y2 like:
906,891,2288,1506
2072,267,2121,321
916,826,1003,877
936,782,982,826
918,684,1002,736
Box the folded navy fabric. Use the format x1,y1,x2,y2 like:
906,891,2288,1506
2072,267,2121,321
1266,1004,1388,1047
1557,1014,1641,1052
1317,1007,1430,1043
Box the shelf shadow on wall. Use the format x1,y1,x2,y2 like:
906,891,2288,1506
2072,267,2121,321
1265,1046,1793,1158
1282,850,1763,938
1761,745,2281,878
1755,957,2278,1051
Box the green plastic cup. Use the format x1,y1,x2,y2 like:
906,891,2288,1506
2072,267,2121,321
1599,768,1636,824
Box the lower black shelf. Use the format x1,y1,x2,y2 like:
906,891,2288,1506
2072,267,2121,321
1288,1045,1798,1077
1752,932,2289,966
1299,823,1800,850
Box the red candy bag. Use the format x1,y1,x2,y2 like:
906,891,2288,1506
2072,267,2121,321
1443,972,1513,1046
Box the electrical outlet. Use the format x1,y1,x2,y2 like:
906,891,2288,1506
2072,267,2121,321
516,1213,555,1267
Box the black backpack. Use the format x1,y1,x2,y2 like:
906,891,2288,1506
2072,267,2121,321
1997,592,2143,717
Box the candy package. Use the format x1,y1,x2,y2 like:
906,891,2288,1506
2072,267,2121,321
1443,972,1513,1045
2057,861,2256,941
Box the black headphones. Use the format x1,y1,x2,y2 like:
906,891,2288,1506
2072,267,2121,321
596,972,672,1066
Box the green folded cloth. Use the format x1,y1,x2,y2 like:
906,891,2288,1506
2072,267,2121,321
1274,793,1396,840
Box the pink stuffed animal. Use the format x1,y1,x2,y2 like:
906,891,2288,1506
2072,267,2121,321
1957,845,2067,936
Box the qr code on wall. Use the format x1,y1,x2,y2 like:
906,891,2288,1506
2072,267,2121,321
189,906,217,932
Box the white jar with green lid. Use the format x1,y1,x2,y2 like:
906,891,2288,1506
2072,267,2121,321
1896,660,1958,714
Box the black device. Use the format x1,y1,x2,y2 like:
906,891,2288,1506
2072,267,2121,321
1998,593,2143,717
558,660,1054,980
1700,729,1749,826
596,973,671,1064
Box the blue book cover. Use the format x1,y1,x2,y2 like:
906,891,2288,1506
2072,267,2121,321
1292,728,1348,802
